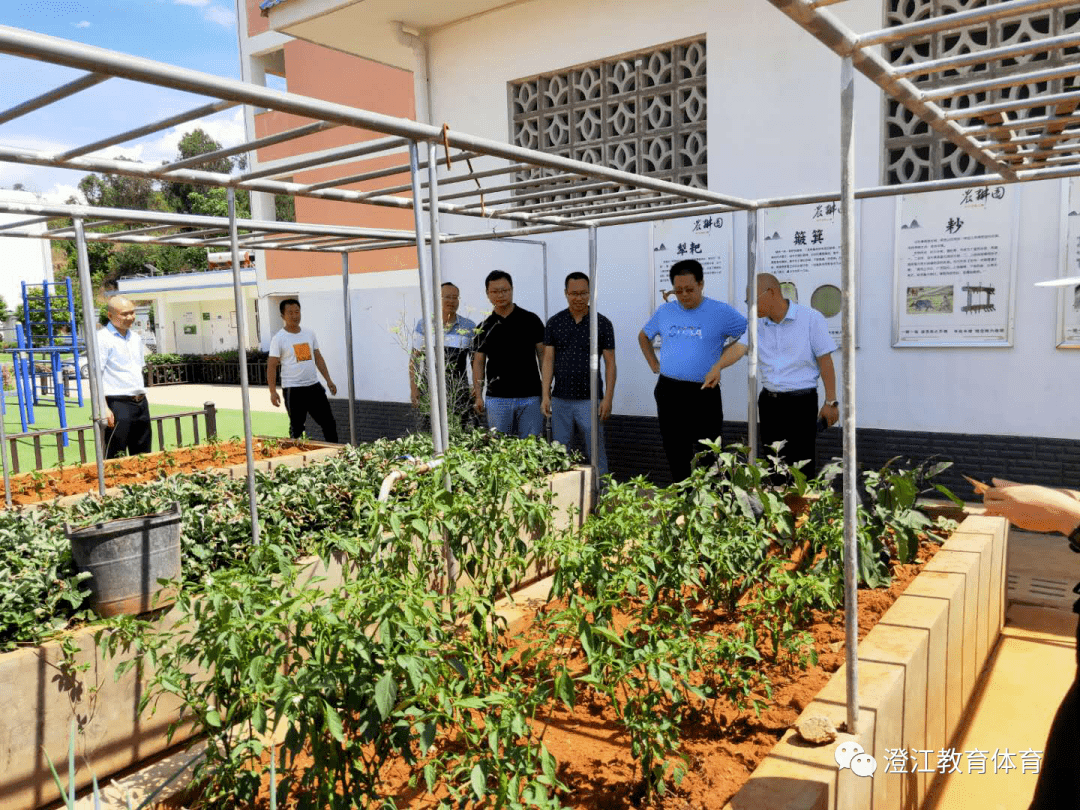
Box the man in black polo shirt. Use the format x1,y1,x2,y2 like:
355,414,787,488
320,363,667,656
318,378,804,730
541,272,616,477
472,270,546,438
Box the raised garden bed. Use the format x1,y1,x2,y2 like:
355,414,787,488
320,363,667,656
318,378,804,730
727,513,1007,810
75,454,978,810
2,437,336,508
0,434,586,810
240,535,949,810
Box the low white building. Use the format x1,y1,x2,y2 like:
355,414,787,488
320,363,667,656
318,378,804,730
0,189,54,331
115,269,260,355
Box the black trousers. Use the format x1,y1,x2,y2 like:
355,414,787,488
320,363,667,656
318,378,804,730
654,374,723,483
283,383,339,443
758,388,819,478
1028,605,1080,809
103,395,152,459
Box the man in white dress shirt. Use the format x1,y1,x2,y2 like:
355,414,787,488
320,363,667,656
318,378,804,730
754,273,839,478
96,296,151,458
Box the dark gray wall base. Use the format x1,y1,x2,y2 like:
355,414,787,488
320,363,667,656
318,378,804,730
313,401,1080,493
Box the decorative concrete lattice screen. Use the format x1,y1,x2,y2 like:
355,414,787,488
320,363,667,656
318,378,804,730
884,0,1080,184
508,38,707,208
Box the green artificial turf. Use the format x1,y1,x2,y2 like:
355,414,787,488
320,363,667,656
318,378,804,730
1,390,288,473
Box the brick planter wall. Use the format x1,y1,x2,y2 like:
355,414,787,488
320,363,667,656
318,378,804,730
724,515,1009,810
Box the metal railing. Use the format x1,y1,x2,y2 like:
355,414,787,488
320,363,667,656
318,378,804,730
5,401,217,474
143,360,268,387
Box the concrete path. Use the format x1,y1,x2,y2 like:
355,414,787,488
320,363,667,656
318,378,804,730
925,604,1076,810
147,383,281,413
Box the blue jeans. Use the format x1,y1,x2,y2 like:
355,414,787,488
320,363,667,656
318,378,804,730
485,396,544,438
551,397,608,478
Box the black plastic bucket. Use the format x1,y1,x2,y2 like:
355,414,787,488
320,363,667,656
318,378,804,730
67,502,182,617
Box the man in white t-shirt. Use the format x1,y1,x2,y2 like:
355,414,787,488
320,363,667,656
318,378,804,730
267,298,339,443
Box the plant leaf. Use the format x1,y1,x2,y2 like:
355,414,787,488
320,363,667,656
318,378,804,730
375,673,398,721
470,763,486,800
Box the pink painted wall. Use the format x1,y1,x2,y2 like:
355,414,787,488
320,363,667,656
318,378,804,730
245,0,268,36
253,39,418,279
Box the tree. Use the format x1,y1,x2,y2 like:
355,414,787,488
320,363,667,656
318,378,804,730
275,194,296,223
0,295,9,324
78,158,161,210
14,286,85,342
167,129,244,215
187,187,251,219
107,244,207,279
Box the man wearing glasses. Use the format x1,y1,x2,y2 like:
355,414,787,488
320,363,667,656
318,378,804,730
472,270,546,437
541,272,617,478
638,259,747,482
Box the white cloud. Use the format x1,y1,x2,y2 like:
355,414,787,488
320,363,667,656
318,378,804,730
203,6,236,27
46,183,87,205
91,108,247,167
173,0,235,28
73,21,91,29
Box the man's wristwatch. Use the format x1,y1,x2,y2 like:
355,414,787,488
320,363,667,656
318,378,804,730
824,400,839,408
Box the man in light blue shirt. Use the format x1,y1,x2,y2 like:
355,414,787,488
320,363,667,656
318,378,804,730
755,272,839,477
96,296,151,458
638,259,747,482
410,282,477,431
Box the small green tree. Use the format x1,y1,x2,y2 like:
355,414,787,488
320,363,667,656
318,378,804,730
0,295,10,324
13,287,85,342
167,129,243,215
188,187,251,219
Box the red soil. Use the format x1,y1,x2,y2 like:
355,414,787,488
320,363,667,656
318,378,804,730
236,538,943,810
2,439,311,507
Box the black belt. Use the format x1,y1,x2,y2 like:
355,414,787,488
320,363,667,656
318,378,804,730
106,394,146,403
761,387,816,398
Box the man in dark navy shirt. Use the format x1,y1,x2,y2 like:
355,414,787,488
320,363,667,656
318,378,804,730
472,270,546,438
541,272,616,477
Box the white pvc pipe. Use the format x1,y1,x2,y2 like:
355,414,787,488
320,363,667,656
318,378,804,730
73,218,107,498
840,55,860,736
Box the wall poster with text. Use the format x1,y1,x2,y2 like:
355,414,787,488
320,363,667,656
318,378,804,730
893,185,1018,347
1057,178,1080,348
761,201,857,345
650,213,733,313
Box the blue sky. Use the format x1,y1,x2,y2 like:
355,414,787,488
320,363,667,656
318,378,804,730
0,1,246,201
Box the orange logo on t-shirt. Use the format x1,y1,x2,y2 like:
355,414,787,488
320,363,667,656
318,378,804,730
293,342,312,362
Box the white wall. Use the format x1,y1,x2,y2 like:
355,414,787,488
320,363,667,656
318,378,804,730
407,0,1076,442
425,0,882,200
0,191,54,324
248,0,1077,443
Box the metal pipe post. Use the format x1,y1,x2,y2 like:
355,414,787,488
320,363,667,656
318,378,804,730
840,56,860,735
73,218,107,497
227,188,260,545
588,225,600,496
426,142,450,451
341,253,357,445
0,378,9,506
407,141,444,454
746,210,759,463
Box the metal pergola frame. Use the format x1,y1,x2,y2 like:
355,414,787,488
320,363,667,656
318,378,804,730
2,2,1080,734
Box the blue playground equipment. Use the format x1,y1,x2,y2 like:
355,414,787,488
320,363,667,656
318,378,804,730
1,279,86,446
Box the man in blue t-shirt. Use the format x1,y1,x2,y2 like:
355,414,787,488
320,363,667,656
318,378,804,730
639,259,747,482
